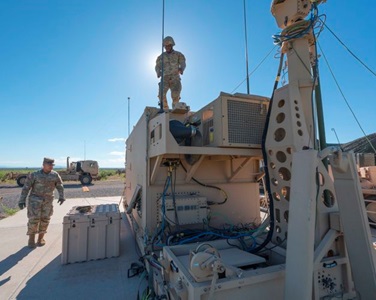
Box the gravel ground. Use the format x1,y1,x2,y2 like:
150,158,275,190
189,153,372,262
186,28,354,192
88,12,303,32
0,180,125,219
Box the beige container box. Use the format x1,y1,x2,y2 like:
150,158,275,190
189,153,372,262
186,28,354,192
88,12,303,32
61,204,121,264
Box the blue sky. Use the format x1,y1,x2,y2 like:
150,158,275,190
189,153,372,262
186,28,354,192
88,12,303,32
1,1,375,168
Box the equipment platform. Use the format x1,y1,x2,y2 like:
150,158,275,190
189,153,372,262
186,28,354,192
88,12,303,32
1,196,376,299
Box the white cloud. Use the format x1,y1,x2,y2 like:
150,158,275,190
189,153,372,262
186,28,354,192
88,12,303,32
108,138,125,142
110,151,125,156
98,157,125,168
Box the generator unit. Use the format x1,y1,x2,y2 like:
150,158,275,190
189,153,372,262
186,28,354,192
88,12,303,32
125,93,266,256
193,92,269,148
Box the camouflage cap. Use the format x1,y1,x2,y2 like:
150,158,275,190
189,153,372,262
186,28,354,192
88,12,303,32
43,157,55,165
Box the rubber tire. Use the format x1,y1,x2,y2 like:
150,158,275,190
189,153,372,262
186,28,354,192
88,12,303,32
17,176,27,187
366,201,376,227
80,174,92,185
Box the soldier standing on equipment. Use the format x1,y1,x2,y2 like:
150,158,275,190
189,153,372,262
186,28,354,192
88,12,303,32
155,36,186,110
18,157,65,248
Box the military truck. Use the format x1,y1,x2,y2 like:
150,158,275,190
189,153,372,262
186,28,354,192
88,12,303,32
14,157,99,187
7,172,32,187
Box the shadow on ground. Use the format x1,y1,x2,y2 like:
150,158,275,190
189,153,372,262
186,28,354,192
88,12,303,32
15,217,143,300
63,183,94,189
0,247,33,284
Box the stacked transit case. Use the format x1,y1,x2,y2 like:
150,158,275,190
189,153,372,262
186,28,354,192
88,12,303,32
61,204,121,264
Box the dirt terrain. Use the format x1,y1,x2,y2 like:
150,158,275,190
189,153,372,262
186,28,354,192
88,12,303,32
0,180,125,219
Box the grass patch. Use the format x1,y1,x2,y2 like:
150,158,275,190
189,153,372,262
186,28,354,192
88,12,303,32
0,203,18,216
0,169,35,183
98,169,125,180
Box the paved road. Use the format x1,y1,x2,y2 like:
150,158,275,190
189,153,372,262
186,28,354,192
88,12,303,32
0,180,125,219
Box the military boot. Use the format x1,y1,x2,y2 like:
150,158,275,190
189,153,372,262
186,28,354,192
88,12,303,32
37,233,46,247
28,234,36,248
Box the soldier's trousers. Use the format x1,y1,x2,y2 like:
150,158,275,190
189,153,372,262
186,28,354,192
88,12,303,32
158,76,182,110
27,198,54,235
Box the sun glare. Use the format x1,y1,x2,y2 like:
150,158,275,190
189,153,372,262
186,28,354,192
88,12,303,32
148,50,161,71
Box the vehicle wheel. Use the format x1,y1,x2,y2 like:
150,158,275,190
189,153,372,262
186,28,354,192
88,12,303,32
80,174,92,185
17,175,27,187
366,201,376,227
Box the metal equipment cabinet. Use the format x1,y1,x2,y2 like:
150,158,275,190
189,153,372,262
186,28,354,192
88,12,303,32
61,204,121,264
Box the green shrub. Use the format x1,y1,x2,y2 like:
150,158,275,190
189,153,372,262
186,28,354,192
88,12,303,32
98,170,116,180
0,169,35,183
0,204,18,216
0,171,8,182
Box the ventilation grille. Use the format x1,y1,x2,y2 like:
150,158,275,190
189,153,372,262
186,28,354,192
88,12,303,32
227,100,266,145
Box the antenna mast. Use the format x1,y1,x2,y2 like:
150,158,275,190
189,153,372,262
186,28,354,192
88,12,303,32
243,0,250,94
159,0,166,112
128,97,130,137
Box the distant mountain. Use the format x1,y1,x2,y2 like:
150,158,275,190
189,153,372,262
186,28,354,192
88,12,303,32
0,167,38,170
342,133,376,153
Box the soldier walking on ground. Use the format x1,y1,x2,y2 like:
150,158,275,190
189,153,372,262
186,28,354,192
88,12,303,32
155,36,186,111
18,157,65,248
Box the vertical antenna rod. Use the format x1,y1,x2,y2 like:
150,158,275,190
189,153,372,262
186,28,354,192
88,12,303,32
331,128,342,148
128,97,130,136
159,0,166,112
243,0,250,94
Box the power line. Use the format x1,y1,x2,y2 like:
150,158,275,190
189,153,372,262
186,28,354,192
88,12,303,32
231,45,277,94
324,23,376,78
318,42,376,154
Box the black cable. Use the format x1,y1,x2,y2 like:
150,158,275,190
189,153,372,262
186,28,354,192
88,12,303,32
272,16,315,46
259,237,287,253
311,3,321,150
130,217,143,259
291,44,312,75
318,41,376,154
231,45,278,94
180,162,228,205
323,22,376,78
251,52,285,254
170,167,180,228
226,239,243,250
314,14,326,39
151,175,171,251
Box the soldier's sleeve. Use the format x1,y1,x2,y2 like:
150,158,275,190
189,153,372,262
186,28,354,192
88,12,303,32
155,55,161,76
179,52,186,73
19,173,34,204
55,173,65,200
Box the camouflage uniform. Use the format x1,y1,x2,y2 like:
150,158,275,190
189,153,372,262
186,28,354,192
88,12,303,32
19,169,65,235
155,49,186,110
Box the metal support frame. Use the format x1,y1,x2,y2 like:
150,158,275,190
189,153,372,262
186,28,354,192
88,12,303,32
330,152,376,299
229,157,253,182
284,150,318,299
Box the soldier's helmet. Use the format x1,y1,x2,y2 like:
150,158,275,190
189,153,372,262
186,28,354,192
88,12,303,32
163,36,175,46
